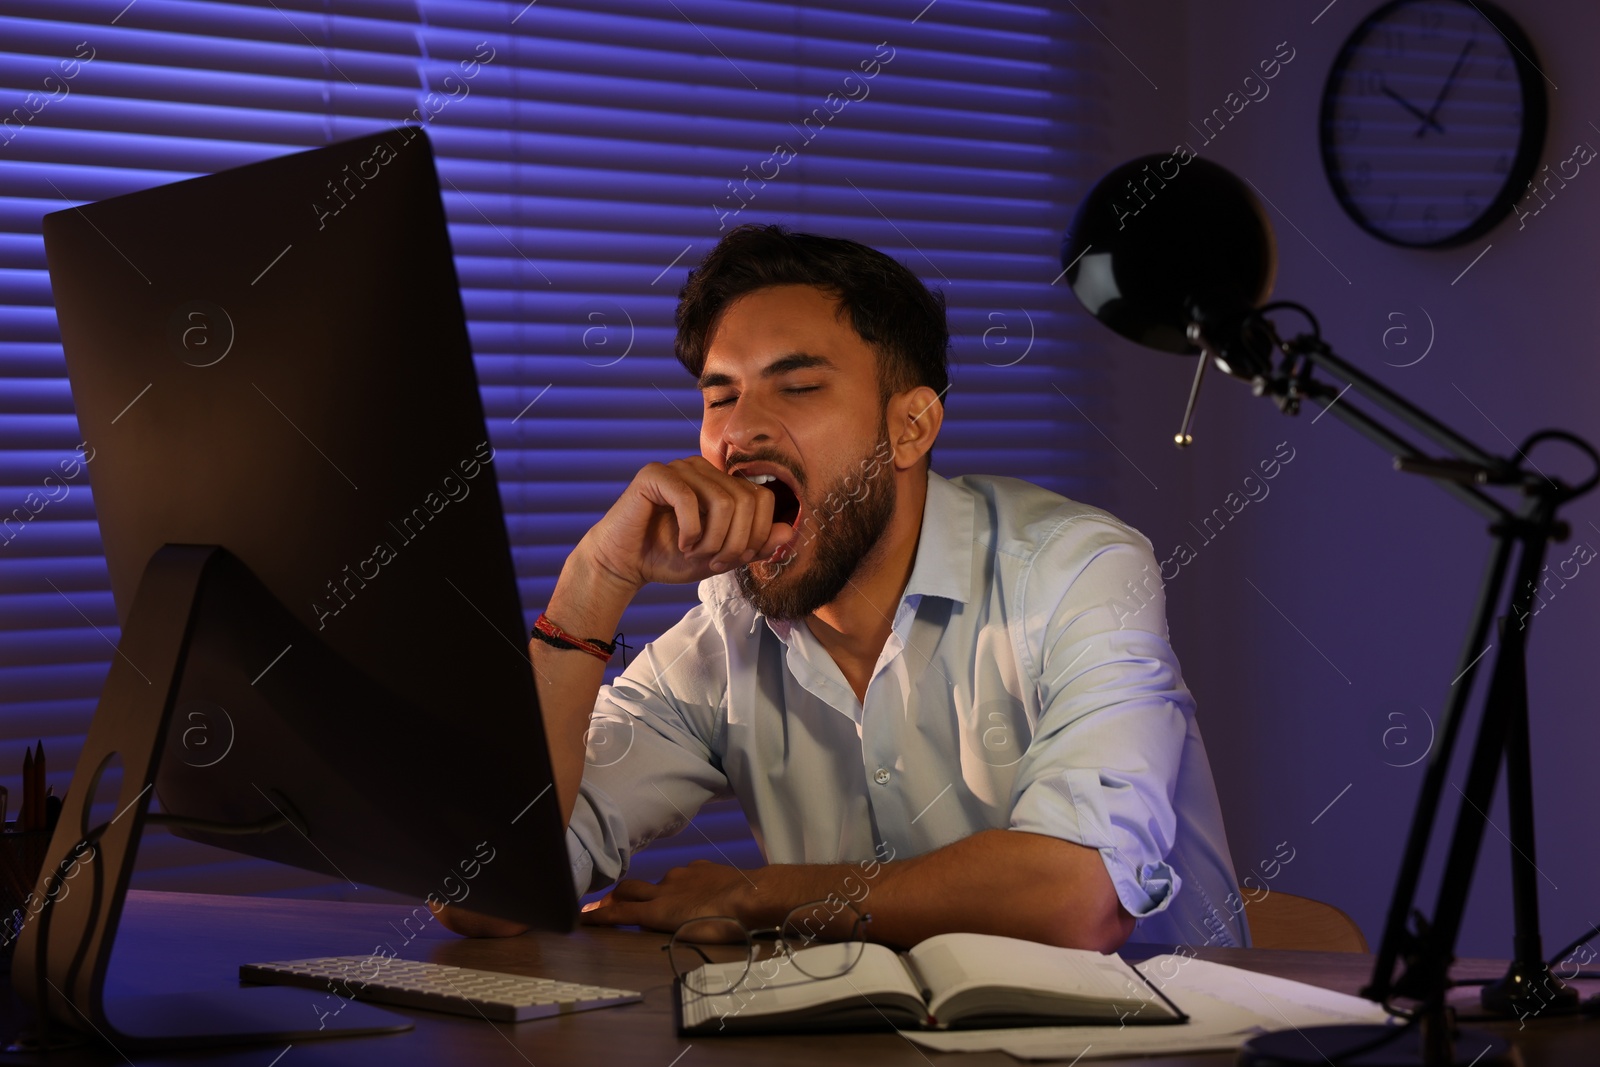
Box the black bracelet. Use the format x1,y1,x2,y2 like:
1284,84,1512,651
531,630,617,655
529,614,623,658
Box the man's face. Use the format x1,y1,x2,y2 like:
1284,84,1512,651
697,285,898,620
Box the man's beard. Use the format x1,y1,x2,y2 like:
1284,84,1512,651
736,433,897,621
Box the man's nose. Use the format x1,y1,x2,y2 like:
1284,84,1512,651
720,395,777,451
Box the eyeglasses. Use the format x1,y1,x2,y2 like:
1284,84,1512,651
666,899,872,996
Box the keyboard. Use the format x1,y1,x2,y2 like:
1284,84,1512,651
241,955,643,1023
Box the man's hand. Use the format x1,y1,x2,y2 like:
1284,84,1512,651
577,457,794,590
428,899,531,939
579,859,758,933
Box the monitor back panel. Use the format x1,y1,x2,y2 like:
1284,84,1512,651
43,128,574,927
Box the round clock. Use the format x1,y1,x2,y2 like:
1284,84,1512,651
1320,0,1547,248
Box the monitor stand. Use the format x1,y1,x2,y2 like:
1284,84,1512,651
10,544,413,1050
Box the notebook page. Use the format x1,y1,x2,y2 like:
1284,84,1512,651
907,933,1156,1017
680,942,923,1030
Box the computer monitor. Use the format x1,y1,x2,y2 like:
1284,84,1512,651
15,127,575,1047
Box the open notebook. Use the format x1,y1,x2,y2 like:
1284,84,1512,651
676,932,1187,1034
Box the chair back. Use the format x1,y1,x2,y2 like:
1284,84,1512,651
1245,890,1369,953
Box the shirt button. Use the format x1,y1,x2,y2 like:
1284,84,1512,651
873,768,891,785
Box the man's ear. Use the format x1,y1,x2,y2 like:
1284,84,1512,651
886,385,943,470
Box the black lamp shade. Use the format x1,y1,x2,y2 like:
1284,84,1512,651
1060,153,1277,356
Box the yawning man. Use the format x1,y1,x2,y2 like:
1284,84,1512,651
440,224,1245,951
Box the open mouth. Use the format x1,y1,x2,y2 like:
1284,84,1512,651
737,471,802,528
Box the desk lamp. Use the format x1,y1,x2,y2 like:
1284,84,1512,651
1060,155,1598,1067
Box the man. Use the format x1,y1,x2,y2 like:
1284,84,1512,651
442,225,1245,950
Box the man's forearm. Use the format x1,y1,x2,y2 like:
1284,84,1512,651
743,829,1134,952
534,542,640,828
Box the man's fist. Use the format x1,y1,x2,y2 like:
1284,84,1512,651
577,457,795,590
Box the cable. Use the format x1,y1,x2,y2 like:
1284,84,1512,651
1548,922,1600,971
25,792,296,1045
144,812,293,836
1519,429,1600,499
1254,301,1322,340
1319,1011,1419,1064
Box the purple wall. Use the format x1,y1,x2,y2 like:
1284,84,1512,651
1088,1,1599,959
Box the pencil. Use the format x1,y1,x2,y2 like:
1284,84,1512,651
34,742,46,833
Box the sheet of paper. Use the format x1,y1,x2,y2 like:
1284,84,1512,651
902,954,1395,1060
1158,955,1392,1028
905,1016,1254,1058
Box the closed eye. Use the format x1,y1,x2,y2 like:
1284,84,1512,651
706,385,818,409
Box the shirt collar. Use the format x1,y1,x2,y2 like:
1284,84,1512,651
903,468,974,605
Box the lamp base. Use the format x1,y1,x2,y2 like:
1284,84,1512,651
1238,1024,1511,1066
1480,958,1580,1018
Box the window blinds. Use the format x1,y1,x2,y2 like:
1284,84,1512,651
0,0,1111,896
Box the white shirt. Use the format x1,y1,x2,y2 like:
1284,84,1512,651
566,470,1247,947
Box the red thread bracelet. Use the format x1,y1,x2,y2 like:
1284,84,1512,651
531,613,615,662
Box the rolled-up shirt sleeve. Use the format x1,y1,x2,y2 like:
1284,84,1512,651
565,601,733,895
1006,514,1192,920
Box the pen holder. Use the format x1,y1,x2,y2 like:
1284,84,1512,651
0,828,52,971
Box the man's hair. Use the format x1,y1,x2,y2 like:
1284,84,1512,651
674,225,950,404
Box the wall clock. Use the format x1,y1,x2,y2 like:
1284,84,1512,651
1320,0,1547,248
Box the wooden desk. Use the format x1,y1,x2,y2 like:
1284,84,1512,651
0,891,1594,1065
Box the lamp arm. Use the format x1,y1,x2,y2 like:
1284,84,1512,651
1216,311,1512,522
1297,340,1509,474
1239,306,1598,509
1251,303,1509,475
1296,376,1512,524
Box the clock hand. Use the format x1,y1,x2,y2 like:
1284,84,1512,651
1380,79,1445,134
1417,37,1475,138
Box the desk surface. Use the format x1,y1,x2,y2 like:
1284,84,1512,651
1,891,1594,1066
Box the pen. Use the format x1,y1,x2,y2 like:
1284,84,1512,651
19,747,31,833
901,951,933,1004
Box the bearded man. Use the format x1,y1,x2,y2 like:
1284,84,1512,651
441,225,1245,951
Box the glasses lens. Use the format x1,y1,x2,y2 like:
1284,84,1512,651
670,918,751,995
781,903,865,981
